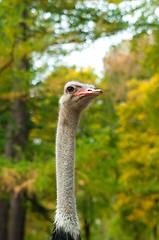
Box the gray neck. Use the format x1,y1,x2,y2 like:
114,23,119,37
55,106,81,238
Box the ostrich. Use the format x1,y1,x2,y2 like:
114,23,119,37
52,81,103,240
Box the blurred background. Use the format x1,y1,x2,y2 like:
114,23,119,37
0,0,159,240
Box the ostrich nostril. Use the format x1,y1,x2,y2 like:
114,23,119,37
87,89,92,92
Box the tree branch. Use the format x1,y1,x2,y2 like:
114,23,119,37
0,41,15,75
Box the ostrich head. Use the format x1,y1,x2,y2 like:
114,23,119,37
59,81,103,113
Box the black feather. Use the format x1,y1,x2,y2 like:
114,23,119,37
51,226,81,240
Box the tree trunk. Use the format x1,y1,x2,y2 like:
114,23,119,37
8,191,26,240
5,97,27,160
0,198,9,240
6,6,29,240
0,96,27,240
6,96,27,240
153,225,157,239
84,220,90,240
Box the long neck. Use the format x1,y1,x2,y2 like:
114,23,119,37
54,106,81,239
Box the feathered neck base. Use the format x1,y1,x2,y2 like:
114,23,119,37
52,226,81,240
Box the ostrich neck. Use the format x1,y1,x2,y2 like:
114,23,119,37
55,106,80,237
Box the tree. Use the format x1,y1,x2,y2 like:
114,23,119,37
103,36,152,103
114,75,159,240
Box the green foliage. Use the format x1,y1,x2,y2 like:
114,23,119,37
113,75,159,239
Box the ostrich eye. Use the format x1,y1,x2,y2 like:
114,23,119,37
67,86,75,93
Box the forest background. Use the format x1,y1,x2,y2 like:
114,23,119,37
0,1,159,240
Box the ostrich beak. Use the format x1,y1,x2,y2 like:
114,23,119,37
74,88,103,97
